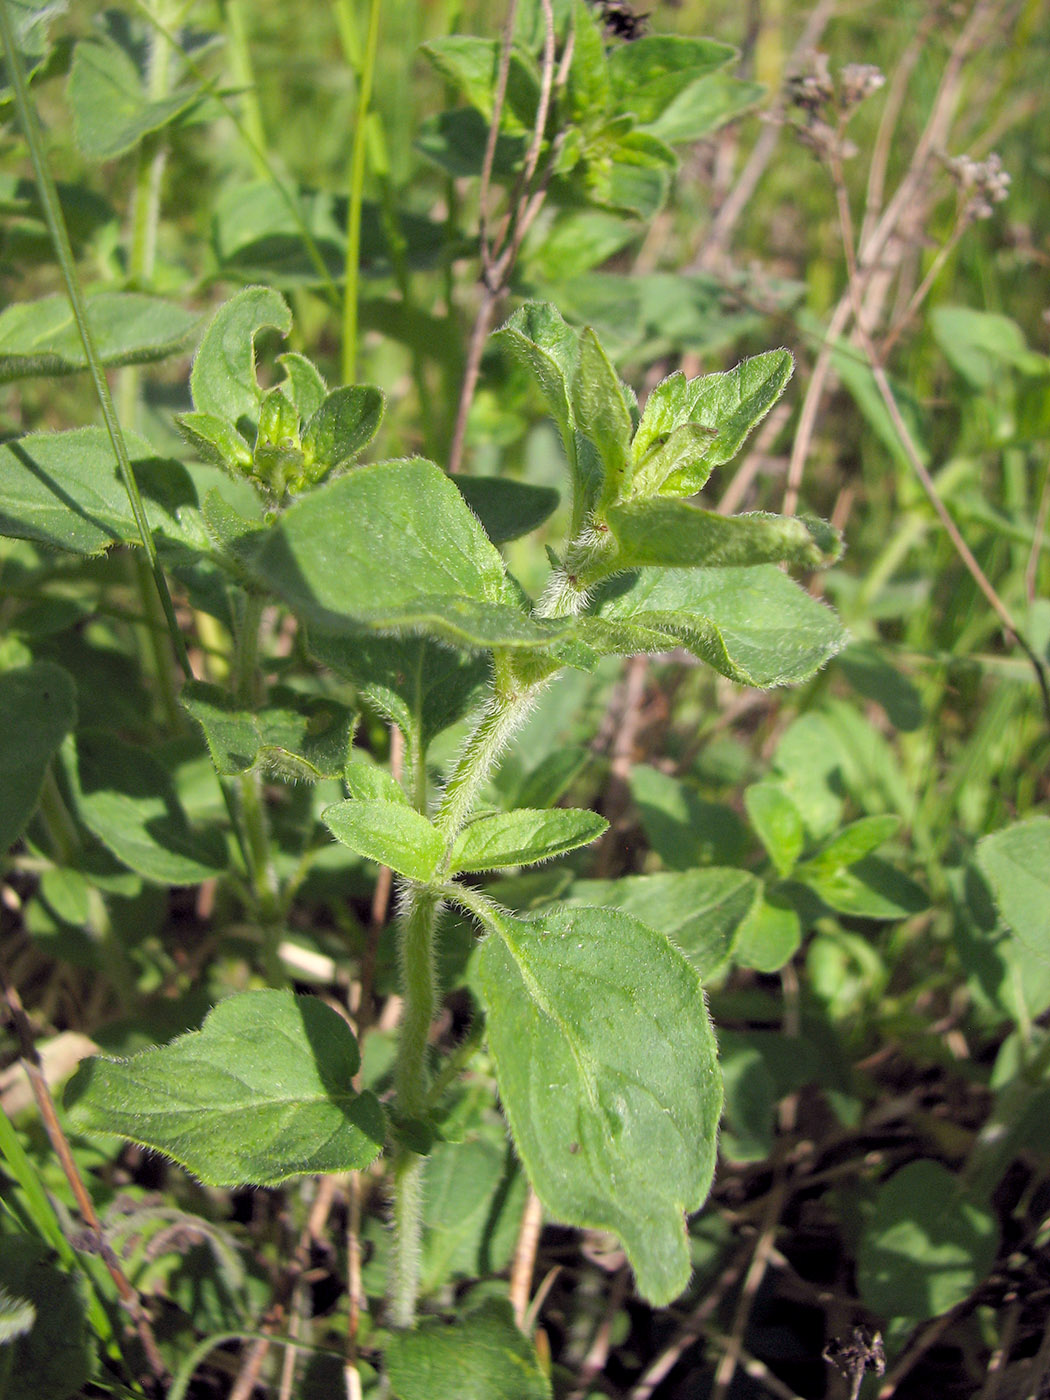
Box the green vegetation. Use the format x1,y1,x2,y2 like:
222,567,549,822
0,1,1048,1397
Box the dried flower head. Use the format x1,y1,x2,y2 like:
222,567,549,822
787,50,834,113
949,151,1011,220
839,63,886,111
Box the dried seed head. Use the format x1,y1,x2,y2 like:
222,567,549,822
949,151,1011,219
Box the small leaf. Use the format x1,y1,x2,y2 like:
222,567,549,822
797,815,901,877
69,37,201,161
68,730,226,884
802,856,927,920
385,1297,551,1400
606,500,839,570
190,286,293,426
449,808,607,873
0,0,68,103
420,37,540,132
493,301,578,448
344,750,409,805
733,896,802,973
744,782,805,877
175,410,253,474
568,0,612,121
977,817,1050,961
476,904,722,1305
0,292,199,383
642,72,764,145
573,327,635,507
630,421,714,500
277,351,328,420
65,991,385,1185
301,384,384,480
181,681,355,781
323,800,444,881
0,663,76,853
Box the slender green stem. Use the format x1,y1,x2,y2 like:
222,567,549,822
0,0,191,679
433,679,539,849
337,0,382,383
389,1151,426,1330
221,0,270,176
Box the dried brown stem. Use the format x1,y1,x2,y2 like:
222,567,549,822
509,1186,544,1327
710,1178,788,1400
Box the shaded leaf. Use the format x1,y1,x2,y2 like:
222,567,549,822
181,681,355,781
0,292,198,383
0,663,76,853
454,476,560,544
977,817,1050,961
69,37,201,160
605,500,839,570
385,1297,550,1400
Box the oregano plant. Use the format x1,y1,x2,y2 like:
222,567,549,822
53,286,846,1341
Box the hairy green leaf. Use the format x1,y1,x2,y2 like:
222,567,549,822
65,991,385,1185
181,682,355,781
450,808,607,872
476,904,722,1305
323,800,444,882
0,292,198,383
606,500,838,570
190,286,293,425
385,1297,550,1400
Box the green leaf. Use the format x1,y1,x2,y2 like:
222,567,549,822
607,35,736,124
931,306,1048,388
344,750,409,805
449,808,607,873
385,1297,550,1400
573,327,635,507
68,37,201,160
797,815,901,877
301,385,385,480
67,730,226,884
0,663,76,853
592,566,848,687
175,411,253,474
493,301,578,449
323,799,443,882
420,37,540,133
190,286,293,426
0,1234,90,1400
476,904,722,1305
669,350,793,479
252,386,303,492
857,1160,997,1321
422,1138,525,1291
181,681,355,781
565,868,760,977
630,421,715,500
0,0,68,103
977,817,1050,961
732,896,802,973
801,855,928,920
509,746,590,810
0,292,199,383
628,764,748,868
244,459,508,632
568,0,612,122
454,476,560,544
643,72,764,145
719,1031,775,1162
0,426,202,556
277,351,328,421
744,782,804,877
606,500,839,570
65,991,385,1186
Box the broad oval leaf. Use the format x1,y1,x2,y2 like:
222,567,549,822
385,1297,550,1400
0,292,198,383
449,808,608,873
323,799,443,882
476,904,722,1305
302,384,384,478
244,459,509,633
0,663,76,853
65,991,385,1186
190,286,292,425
